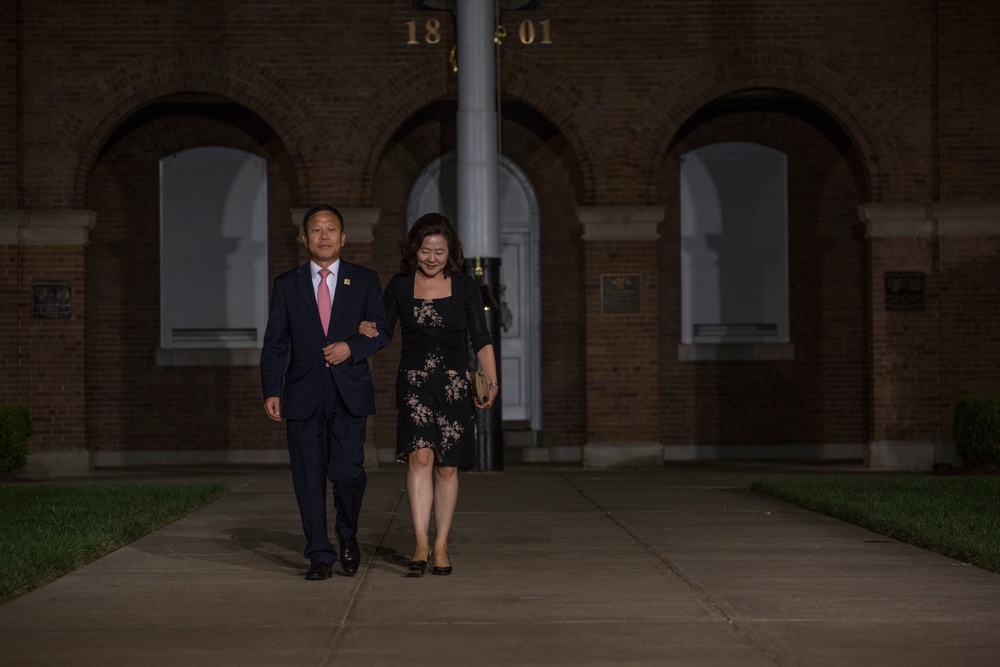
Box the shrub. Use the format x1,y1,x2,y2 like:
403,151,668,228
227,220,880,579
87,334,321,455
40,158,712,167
0,405,32,473
953,397,1000,467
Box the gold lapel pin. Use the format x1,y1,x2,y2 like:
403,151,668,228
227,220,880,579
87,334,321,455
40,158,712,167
343,278,351,285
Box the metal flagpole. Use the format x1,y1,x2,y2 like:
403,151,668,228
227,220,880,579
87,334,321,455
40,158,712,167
456,0,503,471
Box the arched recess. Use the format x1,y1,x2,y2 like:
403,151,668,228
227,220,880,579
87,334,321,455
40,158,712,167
651,82,875,454
634,47,902,204
41,50,317,208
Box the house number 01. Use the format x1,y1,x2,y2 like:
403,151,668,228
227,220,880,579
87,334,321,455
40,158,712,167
406,18,552,45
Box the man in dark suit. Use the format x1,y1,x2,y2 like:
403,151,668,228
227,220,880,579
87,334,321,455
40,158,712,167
261,204,391,580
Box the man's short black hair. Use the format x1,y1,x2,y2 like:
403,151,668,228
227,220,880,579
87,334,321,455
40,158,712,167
302,205,344,234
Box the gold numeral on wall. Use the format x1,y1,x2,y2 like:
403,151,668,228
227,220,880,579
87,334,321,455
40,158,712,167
517,19,552,45
424,18,442,44
408,18,549,46
518,19,535,45
405,18,443,45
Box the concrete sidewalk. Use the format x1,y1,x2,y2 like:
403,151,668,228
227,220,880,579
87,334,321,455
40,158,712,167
3,463,1000,666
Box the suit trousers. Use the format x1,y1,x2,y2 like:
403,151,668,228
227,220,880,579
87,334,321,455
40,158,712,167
286,370,368,565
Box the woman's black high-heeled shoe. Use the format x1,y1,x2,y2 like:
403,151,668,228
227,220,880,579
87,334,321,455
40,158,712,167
431,554,452,576
408,549,429,574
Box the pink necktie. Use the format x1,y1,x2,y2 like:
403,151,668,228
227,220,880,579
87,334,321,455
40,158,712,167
318,268,332,334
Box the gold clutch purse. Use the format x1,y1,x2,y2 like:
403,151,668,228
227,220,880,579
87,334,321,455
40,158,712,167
474,370,490,404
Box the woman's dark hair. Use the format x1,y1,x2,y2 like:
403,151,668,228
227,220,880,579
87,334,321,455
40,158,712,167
401,213,465,276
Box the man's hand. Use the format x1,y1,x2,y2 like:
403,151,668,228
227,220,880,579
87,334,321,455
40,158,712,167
264,397,282,421
323,341,352,365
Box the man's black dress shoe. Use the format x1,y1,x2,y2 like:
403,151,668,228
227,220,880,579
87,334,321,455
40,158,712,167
305,562,332,581
339,539,360,576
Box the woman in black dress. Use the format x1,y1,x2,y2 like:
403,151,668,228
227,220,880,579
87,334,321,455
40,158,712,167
363,213,498,575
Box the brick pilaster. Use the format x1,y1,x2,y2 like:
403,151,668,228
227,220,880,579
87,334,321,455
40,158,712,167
579,206,663,467
860,203,938,470
1,210,95,476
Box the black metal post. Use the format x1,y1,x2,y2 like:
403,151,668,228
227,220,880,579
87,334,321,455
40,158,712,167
465,256,503,471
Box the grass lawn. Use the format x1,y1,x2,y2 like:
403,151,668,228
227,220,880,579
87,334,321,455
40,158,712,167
751,474,1000,574
0,481,229,604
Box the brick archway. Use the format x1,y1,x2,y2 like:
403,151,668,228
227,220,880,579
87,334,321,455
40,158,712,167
354,49,599,207
43,50,316,209
635,46,902,203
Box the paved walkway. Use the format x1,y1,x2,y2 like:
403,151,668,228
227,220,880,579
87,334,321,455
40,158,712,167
3,463,1000,666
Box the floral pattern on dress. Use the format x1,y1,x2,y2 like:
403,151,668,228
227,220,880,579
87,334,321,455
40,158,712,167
414,299,443,327
397,350,467,461
405,393,434,426
408,437,436,453
444,369,469,403
392,282,479,468
436,415,464,454
405,354,441,386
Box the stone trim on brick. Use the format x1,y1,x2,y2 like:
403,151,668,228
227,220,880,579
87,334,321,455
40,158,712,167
21,449,91,478
583,442,664,469
663,443,863,461
0,210,96,245
577,206,663,241
678,342,795,362
860,202,1000,238
865,440,936,472
859,203,933,238
90,448,290,468
932,203,1000,236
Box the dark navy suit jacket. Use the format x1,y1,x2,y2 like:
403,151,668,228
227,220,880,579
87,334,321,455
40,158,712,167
260,260,391,420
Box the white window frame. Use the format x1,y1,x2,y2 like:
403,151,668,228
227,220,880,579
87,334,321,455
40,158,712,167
679,142,793,361
157,147,268,366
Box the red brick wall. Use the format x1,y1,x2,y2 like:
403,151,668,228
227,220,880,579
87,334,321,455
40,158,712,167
0,2,15,206
17,1,965,208
4,1,998,463
938,2,1000,198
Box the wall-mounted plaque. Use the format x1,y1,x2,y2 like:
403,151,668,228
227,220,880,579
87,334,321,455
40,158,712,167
885,272,924,311
602,274,642,314
33,281,73,319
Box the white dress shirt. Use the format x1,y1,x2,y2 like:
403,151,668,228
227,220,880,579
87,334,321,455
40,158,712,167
310,259,340,305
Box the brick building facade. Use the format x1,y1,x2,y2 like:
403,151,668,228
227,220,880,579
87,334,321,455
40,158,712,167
2,1,998,475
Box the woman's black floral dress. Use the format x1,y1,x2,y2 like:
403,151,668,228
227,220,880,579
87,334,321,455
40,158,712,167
383,272,492,467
